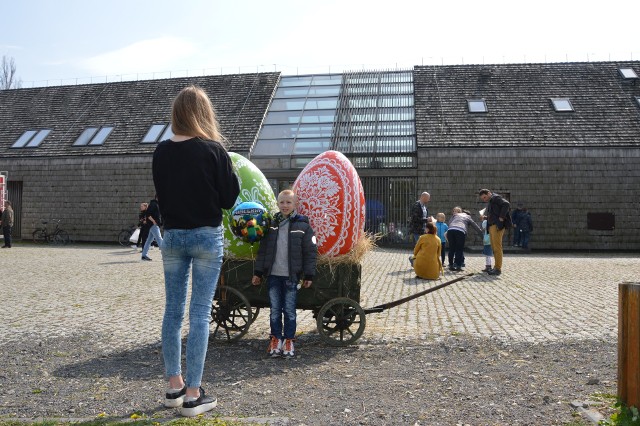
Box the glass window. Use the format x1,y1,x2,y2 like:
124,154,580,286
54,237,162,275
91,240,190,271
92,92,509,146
142,124,167,143
551,98,574,112
292,138,331,154
291,157,313,168
619,68,639,79
377,137,415,153
26,129,51,147
74,127,99,146
251,157,291,170
160,125,174,141
275,86,310,98
468,99,488,113
258,124,299,140
263,111,303,125
304,97,338,110
269,98,307,111
89,126,114,145
301,109,335,123
252,139,294,156
11,130,38,148
307,85,341,97
311,74,342,86
296,123,333,139
279,76,313,87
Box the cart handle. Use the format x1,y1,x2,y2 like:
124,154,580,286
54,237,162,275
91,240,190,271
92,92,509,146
363,273,474,314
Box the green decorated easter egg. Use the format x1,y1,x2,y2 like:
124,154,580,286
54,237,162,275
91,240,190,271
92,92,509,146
223,152,278,258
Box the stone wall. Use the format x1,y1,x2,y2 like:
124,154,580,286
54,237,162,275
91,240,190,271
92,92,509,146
0,155,154,242
417,147,640,250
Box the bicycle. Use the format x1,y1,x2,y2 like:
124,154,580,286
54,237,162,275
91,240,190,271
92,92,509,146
32,219,70,245
118,224,138,246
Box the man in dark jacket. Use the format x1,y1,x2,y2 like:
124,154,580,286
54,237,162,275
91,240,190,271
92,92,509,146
479,189,511,276
410,192,431,243
251,189,317,358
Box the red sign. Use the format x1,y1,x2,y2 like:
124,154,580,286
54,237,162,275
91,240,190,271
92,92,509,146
0,175,5,203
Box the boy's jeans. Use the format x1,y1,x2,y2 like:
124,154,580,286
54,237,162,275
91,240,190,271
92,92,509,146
142,224,163,258
268,275,298,340
161,226,223,389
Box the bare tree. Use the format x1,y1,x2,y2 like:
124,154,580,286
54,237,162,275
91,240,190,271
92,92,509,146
1,55,22,89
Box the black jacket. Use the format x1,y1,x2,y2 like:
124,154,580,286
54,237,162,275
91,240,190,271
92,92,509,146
253,213,318,281
410,201,428,234
146,199,162,226
486,194,512,230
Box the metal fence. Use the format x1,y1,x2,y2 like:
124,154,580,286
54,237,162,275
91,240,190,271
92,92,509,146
361,176,416,247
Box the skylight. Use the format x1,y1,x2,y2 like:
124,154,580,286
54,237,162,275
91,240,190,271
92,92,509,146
11,129,52,148
619,68,639,79
142,123,173,143
468,99,488,113
551,98,574,112
73,126,114,146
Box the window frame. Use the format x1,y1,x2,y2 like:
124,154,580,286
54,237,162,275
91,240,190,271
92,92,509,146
619,68,639,79
550,98,574,112
11,129,52,148
467,99,488,113
73,125,115,146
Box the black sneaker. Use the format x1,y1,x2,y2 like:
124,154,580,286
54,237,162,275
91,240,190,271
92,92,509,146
164,386,186,408
180,387,217,417
488,268,502,276
141,256,152,261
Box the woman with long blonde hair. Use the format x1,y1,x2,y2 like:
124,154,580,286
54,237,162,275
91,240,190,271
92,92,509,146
153,85,240,417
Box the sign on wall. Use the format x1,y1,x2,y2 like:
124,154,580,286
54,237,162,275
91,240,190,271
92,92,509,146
0,174,5,203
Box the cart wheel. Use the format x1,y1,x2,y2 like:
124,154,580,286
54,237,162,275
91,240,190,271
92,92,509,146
316,297,366,346
32,229,46,243
250,307,260,323
210,286,252,342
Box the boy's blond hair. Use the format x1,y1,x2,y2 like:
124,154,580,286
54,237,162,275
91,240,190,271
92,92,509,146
436,212,446,221
278,189,297,201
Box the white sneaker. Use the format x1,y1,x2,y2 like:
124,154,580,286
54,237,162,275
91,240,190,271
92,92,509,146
282,338,295,358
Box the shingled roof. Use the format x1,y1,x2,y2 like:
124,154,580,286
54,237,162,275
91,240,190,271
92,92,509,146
0,72,279,157
414,61,640,148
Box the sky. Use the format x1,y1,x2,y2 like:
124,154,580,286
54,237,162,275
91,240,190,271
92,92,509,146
2,0,640,88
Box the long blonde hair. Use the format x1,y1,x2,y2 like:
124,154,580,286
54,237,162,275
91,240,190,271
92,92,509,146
171,85,223,143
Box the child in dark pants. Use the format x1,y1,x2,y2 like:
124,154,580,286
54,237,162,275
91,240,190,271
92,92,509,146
251,189,318,358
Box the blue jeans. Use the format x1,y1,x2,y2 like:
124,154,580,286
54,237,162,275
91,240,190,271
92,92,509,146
521,231,530,249
268,275,298,340
161,226,223,388
142,224,163,258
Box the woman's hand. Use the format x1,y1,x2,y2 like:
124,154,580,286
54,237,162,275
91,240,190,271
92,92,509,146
302,280,312,288
251,275,261,286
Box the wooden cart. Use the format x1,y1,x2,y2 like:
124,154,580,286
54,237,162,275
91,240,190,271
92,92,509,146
210,258,365,346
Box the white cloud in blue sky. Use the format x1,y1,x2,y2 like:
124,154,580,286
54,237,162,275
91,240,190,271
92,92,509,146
2,0,639,85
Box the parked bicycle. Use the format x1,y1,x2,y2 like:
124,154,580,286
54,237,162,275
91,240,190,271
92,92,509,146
118,224,137,246
32,219,70,245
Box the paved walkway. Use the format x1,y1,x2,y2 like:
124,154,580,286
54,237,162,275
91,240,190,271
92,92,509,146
1,244,635,350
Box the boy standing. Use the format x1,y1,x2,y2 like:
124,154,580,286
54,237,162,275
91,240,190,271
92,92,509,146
435,213,448,266
251,189,318,358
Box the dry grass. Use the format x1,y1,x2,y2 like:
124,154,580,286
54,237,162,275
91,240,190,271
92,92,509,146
317,232,379,265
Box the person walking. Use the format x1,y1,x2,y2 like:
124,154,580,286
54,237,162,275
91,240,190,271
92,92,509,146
478,189,511,276
153,85,240,416
141,196,162,261
410,192,431,243
1,200,13,248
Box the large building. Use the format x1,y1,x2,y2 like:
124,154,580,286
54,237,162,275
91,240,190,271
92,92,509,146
1,61,639,250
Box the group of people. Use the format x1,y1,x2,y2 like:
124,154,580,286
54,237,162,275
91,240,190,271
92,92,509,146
1,200,13,248
410,189,513,280
148,85,317,417
511,203,533,249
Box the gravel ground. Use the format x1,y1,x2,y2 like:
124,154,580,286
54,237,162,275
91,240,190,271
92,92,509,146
0,332,616,425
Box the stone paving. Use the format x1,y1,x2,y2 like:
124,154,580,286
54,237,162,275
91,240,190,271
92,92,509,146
1,243,635,351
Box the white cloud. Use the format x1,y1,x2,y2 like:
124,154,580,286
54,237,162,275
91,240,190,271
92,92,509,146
81,37,197,76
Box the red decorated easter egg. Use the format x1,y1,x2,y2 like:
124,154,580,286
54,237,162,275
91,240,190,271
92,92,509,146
293,150,366,256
